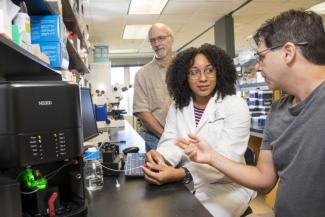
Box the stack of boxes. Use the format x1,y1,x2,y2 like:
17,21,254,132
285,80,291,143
30,15,69,69
248,90,273,130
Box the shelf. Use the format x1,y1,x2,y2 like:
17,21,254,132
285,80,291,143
24,0,61,15
62,0,88,52
12,0,90,75
236,82,268,91
0,36,61,81
66,40,90,74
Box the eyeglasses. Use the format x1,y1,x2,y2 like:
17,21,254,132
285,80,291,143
254,41,308,63
149,35,171,44
188,66,216,80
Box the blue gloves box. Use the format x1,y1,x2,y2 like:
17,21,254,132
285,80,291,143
38,41,68,69
30,15,63,42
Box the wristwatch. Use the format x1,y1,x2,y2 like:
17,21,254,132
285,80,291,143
181,167,193,184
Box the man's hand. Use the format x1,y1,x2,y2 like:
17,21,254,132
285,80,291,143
176,134,214,164
141,162,184,185
136,112,164,137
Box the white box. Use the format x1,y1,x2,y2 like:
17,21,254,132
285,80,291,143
0,9,12,39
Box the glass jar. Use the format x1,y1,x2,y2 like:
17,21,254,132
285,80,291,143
84,147,103,191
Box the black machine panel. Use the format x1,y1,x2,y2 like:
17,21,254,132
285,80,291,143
18,129,79,166
0,81,83,168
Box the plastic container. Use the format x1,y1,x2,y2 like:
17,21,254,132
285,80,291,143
84,147,103,191
13,2,30,47
13,12,31,46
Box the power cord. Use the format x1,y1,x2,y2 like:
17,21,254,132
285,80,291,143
98,160,142,172
20,188,39,195
45,162,73,180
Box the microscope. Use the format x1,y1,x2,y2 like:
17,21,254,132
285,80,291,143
93,84,129,131
106,84,129,128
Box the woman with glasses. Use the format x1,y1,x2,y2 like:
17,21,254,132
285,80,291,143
142,43,255,217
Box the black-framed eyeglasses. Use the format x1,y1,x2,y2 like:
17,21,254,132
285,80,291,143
254,41,308,63
149,35,171,44
188,66,216,80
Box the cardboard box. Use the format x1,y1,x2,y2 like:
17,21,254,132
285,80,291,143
38,41,68,69
0,9,12,39
31,15,63,42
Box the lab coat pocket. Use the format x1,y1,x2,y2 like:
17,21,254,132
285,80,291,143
207,113,225,137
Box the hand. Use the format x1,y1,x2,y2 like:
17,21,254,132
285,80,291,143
176,134,214,164
145,150,167,165
141,162,184,185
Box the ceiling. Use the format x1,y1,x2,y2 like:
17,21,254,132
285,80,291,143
83,0,323,62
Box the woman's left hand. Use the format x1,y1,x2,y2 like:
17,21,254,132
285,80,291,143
141,162,184,185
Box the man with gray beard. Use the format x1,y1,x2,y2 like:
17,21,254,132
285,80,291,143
133,23,174,151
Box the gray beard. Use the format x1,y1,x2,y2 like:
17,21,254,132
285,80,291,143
155,48,167,59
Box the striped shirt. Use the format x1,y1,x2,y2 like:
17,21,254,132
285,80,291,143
194,106,205,126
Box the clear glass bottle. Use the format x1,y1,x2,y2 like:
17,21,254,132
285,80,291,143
84,147,103,191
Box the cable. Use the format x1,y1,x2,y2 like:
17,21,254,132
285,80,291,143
15,169,26,181
20,189,39,195
115,179,120,188
45,162,73,180
48,192,59,217
98,160,142,172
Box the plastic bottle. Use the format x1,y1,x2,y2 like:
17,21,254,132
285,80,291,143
84,147,103,191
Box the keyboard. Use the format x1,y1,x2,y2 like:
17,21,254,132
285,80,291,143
124,153,146,177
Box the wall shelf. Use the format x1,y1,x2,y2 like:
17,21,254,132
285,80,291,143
0,36,61,81
66,40,90,74
23,0,61,15
236,82,268,91
62,0,88,52
250,128,264,139
16,0,90,74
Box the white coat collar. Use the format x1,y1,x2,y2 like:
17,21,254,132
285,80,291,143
185,93,224,133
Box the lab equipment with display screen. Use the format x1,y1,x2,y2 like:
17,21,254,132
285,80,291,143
80,87,99,141
0,81,87,217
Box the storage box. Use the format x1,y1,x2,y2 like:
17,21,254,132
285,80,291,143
31,15,62,42
38,41,69,69
95,104,108,122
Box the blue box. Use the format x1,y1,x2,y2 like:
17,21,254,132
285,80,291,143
30,15,62,42
95,104,108,121
38,41,68,69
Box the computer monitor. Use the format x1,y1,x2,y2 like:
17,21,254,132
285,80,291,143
80,87,99,141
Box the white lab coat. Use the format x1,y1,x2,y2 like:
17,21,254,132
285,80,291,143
157,93,256,217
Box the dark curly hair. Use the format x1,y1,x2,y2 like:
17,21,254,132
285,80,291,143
166,43,237,109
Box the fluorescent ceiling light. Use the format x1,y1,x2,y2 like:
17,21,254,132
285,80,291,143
128,0,169,14
307,2,325,14
123,25,151,39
